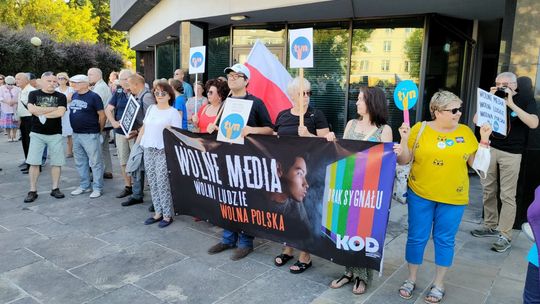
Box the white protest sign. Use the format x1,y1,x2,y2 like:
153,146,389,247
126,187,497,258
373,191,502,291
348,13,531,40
476,88,507,136
189,46,206,74
217,98,253,145
289,28,313,68
119,95,141,136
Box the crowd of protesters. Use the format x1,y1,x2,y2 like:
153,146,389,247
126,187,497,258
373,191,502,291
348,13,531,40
1,66,538,303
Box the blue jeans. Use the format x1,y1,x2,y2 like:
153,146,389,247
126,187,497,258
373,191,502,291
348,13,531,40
222,229,254,248
73,133,104,192
524,262,540,304
130,167,145,200
406,189,465,267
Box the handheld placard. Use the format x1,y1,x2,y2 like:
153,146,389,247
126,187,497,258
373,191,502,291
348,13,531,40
289,28,314,128
393,80,418,125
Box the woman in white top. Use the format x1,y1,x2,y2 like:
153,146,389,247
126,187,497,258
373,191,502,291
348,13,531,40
56,72,74,157
137,82,182,228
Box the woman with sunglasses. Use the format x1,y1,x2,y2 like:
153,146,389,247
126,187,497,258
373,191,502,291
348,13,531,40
192,79,229,134
397,90,492,304
330,86,403,295
273,77,335,274
56,72,74,157
136,82,182,228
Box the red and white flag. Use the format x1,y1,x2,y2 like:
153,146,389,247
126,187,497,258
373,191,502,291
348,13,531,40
245,40,293,123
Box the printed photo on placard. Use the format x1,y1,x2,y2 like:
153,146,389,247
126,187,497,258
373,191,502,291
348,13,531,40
289,28,313,68
217,98,253,145
119,95,140,136
189,46,206,74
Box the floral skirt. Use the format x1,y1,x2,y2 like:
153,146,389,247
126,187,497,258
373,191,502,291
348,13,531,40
0,113,18,129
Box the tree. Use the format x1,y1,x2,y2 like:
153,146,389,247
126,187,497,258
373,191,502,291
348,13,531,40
404,29,424,80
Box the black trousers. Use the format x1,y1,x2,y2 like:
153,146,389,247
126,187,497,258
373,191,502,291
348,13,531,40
20,116,32,160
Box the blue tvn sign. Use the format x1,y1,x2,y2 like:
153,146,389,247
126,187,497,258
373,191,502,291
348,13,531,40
220,113,244,140
190,52,204,68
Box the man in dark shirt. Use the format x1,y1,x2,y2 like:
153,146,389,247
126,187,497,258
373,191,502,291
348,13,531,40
69,75,106,199
471,72,539,253
24,72,67,203
207,63,273,261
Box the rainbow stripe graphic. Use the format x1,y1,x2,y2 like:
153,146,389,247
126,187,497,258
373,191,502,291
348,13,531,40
321,143,396,256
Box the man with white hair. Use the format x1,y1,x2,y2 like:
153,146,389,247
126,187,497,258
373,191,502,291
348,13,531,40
16,72,36,173
471,71,539,252
88,67,113,179
69,75,106,198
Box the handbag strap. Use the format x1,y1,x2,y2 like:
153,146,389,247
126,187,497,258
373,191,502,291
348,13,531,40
410,121,427,164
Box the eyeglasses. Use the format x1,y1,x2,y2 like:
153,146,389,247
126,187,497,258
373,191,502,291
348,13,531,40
58,77,67,80
154,90,168,97
495,81,515,87
227,73,246,81
441,107,462,115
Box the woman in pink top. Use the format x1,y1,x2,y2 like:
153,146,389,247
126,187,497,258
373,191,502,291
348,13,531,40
0,76,21,141
193,79,229,133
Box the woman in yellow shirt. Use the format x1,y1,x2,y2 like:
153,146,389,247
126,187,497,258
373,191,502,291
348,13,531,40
397,91,492,303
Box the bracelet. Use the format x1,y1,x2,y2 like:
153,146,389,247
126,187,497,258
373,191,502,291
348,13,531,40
479,140,490,147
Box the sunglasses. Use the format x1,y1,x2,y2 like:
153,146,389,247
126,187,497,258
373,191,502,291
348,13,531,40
207,91,216,95
154,90,168,97
301,91,312,97
58,77,67,80
441,107,462,114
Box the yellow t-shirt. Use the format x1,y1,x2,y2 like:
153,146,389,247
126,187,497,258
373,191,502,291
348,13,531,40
408,123,478,205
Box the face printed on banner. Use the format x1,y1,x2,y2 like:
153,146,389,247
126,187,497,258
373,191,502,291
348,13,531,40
285,157,309,202
356,91,367,116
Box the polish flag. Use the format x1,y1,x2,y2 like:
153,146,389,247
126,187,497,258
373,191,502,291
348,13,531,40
245,40,293,123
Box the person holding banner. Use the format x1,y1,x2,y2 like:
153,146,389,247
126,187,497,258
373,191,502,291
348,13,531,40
207,63,273,261
330,86,401,294
471,72,539,253
192,79,228,133
273,77,335,274
136,82,182,228
397,91,492,304
186,81,208,132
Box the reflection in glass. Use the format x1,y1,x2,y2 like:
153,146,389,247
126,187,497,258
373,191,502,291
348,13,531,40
156,40,180,79
233,28,285,46
208,29,230,79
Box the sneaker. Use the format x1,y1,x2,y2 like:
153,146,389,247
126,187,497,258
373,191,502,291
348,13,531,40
121,197,143,206
492,236,512,252
208,242,236,255
50,188,65,199
471,227,499,238
522,223,535,242
231,247,254,261
71,188,91,196
24,191,38,203
116,186,132,198
89,190,102,198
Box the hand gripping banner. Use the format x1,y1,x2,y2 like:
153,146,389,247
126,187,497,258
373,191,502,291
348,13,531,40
164,129,397,271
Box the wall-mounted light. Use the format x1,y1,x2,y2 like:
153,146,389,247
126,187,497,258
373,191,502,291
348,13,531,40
147,45,154,49
166,35,178,40
230,15,248,21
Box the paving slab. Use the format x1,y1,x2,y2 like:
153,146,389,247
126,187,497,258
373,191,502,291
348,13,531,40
86,284,164,304
3,260,103,304
0,278,25,303
0,248,42,273
70,241,186,291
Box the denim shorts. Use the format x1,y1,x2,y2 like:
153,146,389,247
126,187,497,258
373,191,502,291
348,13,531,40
27,132,65,166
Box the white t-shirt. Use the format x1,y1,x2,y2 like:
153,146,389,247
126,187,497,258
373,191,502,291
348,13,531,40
140,105,182,149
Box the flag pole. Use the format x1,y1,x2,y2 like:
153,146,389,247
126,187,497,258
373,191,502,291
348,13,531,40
194,73,198,114
299,67,304,127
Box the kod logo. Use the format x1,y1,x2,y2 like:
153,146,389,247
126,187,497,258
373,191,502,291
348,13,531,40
336,234,380,252
291,36,311,60
220,113,244,140
190,52,204,68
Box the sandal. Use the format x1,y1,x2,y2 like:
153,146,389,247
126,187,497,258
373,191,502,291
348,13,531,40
330,273,353,289
425,285,445,304
398,279,416,300
274,253,294,267
352,277,367,295
289,260,312,274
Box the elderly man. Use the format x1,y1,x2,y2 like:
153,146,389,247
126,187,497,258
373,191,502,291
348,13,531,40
69,75,106,198
471,72,539,252
88,67,113,179
105,69,139,199
173,69,193,98
16,72,36,173
119,73,156,207
24,72,67,203
207,63,273,260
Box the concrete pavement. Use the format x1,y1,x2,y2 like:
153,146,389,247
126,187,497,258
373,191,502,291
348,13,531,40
0,135,531,304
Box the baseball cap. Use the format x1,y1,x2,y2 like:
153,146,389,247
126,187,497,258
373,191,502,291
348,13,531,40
69,74,89,83
4,76,15,85
224,63,250,79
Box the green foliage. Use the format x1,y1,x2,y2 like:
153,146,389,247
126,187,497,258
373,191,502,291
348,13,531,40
0,26,123,78
404,29,424,80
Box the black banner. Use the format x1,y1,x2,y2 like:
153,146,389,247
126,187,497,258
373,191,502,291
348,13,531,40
164,128,397,271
